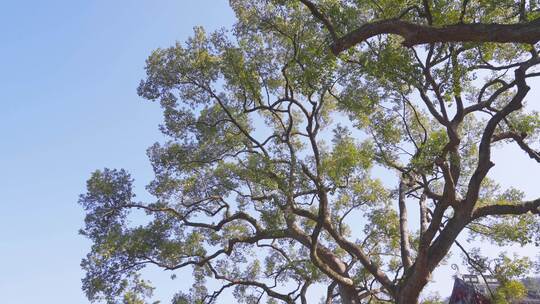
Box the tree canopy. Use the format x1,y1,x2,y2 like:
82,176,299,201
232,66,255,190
80,1,540,303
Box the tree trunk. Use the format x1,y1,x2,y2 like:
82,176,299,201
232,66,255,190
394,273,431,304
395,287,423,304
338,284,362,304
396,294,420,304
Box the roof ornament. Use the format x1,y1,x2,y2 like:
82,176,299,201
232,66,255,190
451,263,461,278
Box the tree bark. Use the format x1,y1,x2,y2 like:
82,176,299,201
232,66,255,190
297,1,540,55
338,284,362,304
396,291,423,304
398,177,413,270
395,268,430,304
331,19,540,54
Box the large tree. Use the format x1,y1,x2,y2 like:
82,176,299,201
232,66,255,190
80,1,540,303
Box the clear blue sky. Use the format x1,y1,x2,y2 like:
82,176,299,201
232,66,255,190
0,1,234,302
1,1,539,303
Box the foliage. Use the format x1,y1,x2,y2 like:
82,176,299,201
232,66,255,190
80,1,540,303
493,280,527,304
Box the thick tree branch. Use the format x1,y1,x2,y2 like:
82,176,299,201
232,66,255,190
330,19,540,55
398,177,413,271
291,206,396,295
465,64,532,206
472,198,540,219
283,209,356,288
297,0,338,41
492,131,540,162
419,193,429,236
